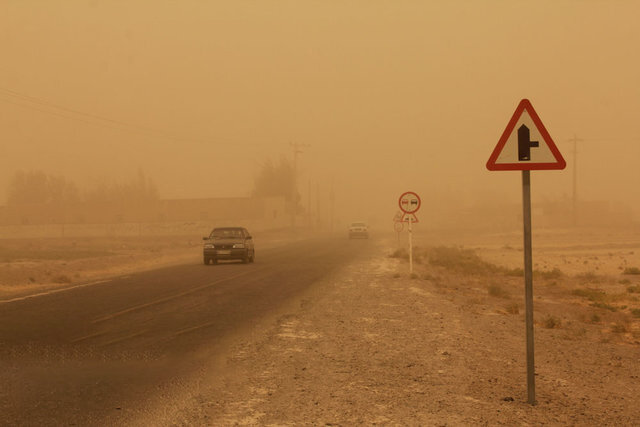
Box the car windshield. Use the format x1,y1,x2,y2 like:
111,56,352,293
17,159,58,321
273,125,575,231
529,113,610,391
211,229,243,239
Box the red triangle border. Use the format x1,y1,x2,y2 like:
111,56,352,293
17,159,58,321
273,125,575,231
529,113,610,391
486,99,566,171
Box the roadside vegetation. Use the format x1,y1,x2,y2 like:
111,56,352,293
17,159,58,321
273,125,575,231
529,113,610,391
389,243,640,345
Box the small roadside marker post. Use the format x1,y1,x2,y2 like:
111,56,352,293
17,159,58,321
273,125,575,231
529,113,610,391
487,99,566,405
393,219,404,248
398,192,421,275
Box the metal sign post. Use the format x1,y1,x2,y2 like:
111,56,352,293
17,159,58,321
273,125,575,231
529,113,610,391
487,99,566,405
408,216,413,274
522,170,535,404
398,191,421,275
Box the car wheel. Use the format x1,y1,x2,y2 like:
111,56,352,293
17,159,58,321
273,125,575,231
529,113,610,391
212,258,218,265
250,250,255,263
204,256,210,265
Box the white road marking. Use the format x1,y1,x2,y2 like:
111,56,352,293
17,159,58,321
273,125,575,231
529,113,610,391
92,268,262,324
0,280,111,304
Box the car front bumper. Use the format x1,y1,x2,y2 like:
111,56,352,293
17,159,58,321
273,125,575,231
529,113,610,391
349,231,369,238
204,248,248,260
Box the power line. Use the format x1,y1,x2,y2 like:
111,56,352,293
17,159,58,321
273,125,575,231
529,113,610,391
0,86,223,145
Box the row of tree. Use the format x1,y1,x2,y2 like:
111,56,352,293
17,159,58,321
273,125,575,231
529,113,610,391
251,156,301,211
5,170,158,206
5,157,300,207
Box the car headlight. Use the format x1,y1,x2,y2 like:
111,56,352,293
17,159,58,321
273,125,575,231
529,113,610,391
204,244,214,249
233,243,245,249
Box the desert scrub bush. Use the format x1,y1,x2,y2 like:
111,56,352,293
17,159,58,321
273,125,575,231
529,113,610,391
488,284,510,298
575,272,605,284
504,268,524,277
429,246,502,275
631,308,640,318
543,315,561,329
536,268,564,280
505,302,519,314
627,285,640,293
623,267,640,275
590,302,619,312
590,313,601,323
389,248,409,260
53,274,72,284
572,288,627,311
410,273,419,280
572,288,607,302
611,323,628,333
619,279,631,285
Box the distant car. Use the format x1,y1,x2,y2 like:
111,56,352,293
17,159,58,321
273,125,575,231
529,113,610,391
203,227,255,265
348,222,369,239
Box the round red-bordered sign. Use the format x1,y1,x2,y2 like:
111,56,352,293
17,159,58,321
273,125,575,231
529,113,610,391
398,191,421,214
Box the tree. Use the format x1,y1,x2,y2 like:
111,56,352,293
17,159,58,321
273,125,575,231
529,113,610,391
252,157,300,208
5,169,158,206
83,170,158,204
6,170,79,205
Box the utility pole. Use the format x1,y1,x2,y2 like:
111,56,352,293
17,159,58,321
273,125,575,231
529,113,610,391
290,142,309,230
568,134,583,226
308,179,312,229
330,177,335,233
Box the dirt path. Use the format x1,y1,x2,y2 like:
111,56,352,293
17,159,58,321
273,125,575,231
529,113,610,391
172,238,640,425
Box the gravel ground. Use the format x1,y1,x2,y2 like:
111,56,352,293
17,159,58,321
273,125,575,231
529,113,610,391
171,238,640,426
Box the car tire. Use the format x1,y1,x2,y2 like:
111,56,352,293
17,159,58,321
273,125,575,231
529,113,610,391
212,258,218,265
204,256,210,265
249,251,255,263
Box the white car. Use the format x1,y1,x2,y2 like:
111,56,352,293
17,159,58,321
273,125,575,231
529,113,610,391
348,222,369,239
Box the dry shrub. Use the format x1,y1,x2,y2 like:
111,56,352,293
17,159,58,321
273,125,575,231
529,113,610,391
505,303,519,314
543,315,561,329
53,274,72,284
537,268,564,280
488,284,509,298
623,267,640,275
611,323,628,333
576,272,605,284
429,246,501,275
389,248,409,260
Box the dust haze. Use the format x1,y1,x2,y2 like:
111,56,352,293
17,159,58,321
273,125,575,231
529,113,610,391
2,1,639,230
4,2,640,424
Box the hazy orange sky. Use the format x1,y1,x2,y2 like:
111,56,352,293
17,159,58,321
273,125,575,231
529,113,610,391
2,1,639,221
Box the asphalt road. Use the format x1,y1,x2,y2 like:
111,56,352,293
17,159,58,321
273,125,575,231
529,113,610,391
0,235,372,425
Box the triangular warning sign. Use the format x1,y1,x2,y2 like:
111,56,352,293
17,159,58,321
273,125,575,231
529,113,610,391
486,99,566,171
401,213,418,223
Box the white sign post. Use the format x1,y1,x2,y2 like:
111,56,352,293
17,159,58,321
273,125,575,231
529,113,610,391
398,191,421,274
487,99,566,405
393,219,404,247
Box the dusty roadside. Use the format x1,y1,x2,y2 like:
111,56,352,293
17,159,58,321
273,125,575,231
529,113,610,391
0,229,304,301
171,237,640,425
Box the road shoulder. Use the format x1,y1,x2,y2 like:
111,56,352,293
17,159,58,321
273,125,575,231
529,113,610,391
173,239,640,425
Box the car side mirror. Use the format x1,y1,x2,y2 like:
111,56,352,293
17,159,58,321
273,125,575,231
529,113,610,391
202,236,208,241
246,235,252,240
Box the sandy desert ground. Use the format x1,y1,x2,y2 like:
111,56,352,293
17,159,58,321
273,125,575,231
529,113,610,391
164,228,640,425
2,226,640,424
